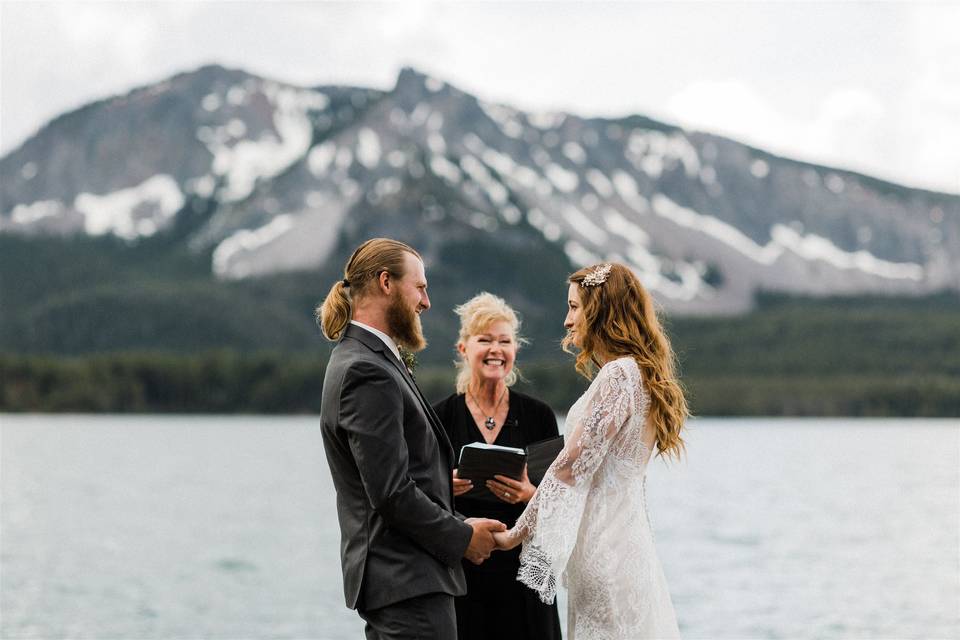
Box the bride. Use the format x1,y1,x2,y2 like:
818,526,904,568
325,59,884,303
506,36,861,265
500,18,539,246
493,262,688,639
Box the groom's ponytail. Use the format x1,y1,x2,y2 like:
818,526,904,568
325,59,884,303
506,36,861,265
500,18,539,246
315,238,421,341
319,279,353,341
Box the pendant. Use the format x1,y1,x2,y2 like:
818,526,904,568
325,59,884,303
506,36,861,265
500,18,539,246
484,417,496,430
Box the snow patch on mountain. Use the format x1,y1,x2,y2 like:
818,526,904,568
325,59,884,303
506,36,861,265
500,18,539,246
501,204,522,225
527,208,562,241
652,194,923,280
460,155,509,205
430,155,463,184
227,85,247,106
561,204,608,245
750,159,770,178
479,101,524,139
387,150,408,168
586,170,614,198
187,174,216,198
428,133,446,154
410,104,431,127
825,173,846,194
544,163,579,193
562,142,587,165
603,208,650,246
213,214,295,278
528,112,566,130
564,239,601,266
625,129,700,178
476,146,539,192
75,175,184,239
611,171,650,212
308,142,336,177
356,129,382,168
20,162,38,180
10,200,65,225
770,225,923,280
652,194,775,263
202,84,330,201
202,92,221,112
373,177,403,200
427,112,444,132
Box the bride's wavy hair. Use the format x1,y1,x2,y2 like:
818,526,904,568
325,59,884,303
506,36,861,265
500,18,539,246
562,263,689,460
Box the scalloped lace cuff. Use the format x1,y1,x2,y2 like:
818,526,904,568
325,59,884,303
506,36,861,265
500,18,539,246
517,543,559,604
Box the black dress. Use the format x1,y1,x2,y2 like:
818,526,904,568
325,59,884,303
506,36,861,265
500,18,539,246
433,390,563,640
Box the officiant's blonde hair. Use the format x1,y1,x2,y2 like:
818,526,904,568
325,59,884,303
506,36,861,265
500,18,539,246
453,292,526,394
316,238,421,341
564,263,688,460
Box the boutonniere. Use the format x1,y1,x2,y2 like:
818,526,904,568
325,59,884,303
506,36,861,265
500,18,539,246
399,348,417,374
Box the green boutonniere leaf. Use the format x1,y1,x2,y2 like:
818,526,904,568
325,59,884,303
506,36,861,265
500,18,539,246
399,348,417,373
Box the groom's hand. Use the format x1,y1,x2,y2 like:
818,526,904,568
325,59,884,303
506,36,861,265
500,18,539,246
463,518,506,564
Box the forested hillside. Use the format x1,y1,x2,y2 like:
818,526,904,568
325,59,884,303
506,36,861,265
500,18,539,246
4,292,956,416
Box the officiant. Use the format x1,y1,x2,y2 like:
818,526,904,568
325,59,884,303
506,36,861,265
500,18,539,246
433,292,562,640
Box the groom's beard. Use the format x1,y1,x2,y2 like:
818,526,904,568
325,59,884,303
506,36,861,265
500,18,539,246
386,290,426,352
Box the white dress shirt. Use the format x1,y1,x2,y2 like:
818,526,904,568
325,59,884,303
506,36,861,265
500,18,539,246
349,320,402,364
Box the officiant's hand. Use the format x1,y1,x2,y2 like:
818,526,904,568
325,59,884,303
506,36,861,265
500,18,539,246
464,518,507,564
452,468,473,496
487,465,535,504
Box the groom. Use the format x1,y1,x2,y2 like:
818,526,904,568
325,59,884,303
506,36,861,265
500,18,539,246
317,238,505,640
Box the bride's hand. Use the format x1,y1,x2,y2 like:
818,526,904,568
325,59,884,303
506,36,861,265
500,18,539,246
493,529,521,551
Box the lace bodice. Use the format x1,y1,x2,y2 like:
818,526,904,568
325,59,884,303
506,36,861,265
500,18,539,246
512,357,680,639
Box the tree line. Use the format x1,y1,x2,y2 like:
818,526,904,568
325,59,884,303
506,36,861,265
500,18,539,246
2,349,957,417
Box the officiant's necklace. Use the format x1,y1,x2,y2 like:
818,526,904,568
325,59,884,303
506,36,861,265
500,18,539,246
467,387,507,430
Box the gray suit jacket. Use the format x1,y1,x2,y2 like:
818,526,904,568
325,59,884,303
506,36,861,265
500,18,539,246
320,323,473,611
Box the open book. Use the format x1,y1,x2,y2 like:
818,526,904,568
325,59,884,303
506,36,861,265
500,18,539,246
457,443,526,501
457,436,564,501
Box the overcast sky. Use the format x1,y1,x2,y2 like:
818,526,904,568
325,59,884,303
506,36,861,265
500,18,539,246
2,1,958,194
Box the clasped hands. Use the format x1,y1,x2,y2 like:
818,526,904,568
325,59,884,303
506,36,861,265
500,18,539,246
459,465,533,564
463,518,521,564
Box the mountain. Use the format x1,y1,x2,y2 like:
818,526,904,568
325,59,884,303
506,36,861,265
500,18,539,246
2,63,958,319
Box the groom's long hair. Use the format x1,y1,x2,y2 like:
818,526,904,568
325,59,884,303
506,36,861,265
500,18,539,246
563,263,689,461
316,238,421,341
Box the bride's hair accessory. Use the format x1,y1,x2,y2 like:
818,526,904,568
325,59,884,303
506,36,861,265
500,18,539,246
581,263,613,287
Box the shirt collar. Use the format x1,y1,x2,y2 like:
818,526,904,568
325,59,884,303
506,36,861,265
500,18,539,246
350,320,401,363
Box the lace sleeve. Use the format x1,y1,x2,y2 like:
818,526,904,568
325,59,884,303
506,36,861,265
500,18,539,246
512,359,635,603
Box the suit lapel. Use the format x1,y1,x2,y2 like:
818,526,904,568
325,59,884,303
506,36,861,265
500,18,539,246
384,350,456,461
343,325,455,461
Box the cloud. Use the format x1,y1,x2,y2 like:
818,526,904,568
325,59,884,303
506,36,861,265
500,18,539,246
665,80,791,151
1,1,957,194
665,76,956,194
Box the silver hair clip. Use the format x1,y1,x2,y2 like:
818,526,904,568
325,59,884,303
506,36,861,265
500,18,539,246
581,263,613,287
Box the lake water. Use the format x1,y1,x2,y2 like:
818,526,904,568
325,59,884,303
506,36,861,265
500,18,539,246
1,415,957,639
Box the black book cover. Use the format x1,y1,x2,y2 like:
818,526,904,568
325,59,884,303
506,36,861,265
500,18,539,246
457,443,526,501
526,435,564,485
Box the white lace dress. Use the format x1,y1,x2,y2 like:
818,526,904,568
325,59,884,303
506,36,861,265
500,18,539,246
513,357,680,639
